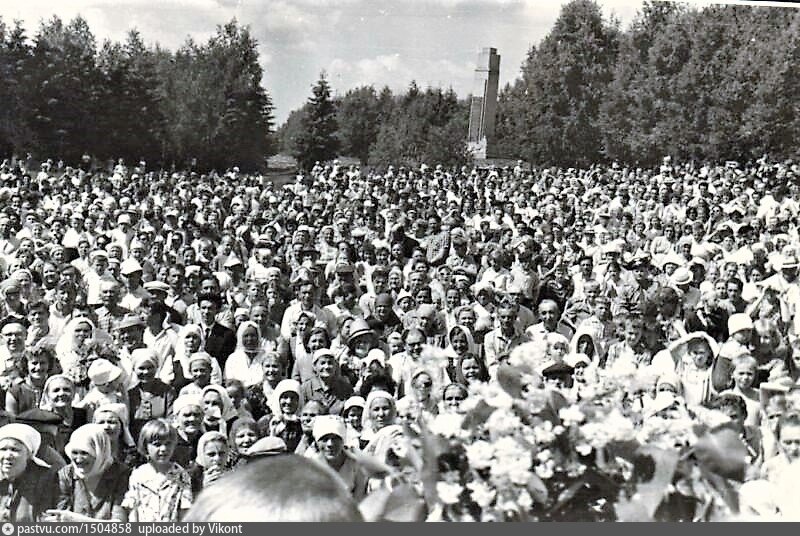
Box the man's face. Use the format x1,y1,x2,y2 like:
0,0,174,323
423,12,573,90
539,304,558,329
498,307,516,333
298,284,315,308
200,279,220,295
1,324,25,352
405,332,424,358
199,300,219,325
100,286,118,307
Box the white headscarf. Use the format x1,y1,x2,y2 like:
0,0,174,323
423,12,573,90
0,423,49,467
268,379,304,417
195,431,229,468
65,424,114,479
93,403,135,448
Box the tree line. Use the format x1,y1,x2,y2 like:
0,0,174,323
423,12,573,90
282,1,800,169
0,17,275,171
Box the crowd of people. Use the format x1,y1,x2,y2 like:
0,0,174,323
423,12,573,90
0,155,797,521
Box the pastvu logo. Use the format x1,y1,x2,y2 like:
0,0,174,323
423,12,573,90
1,522,13,535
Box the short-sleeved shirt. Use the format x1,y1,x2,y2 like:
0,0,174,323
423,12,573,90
122,463,192,522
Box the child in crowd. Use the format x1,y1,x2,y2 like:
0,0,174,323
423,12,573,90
123,419,192,521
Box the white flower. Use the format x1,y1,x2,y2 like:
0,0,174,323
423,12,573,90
437,481,464,505
486,408,523,437
491,437,533,485
517,490,533,510
467,480,497,508
535,460,555,479
559,405,586,426
430,412,465,439
532,420,557,444
536,449,552,462
575,443,592,456
465,440,494,470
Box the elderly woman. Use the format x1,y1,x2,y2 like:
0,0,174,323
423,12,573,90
92,403,137,466
268,379,304,452
174,324,222,387
48,424,131,521
224,321,271,388
171,394,205,469
0,423,58,521
39,374,87,456
301,349,354,416
128,349,176,439
201,385,239,434
245,352,285,420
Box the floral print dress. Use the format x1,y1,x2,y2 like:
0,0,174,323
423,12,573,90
122,462,192,522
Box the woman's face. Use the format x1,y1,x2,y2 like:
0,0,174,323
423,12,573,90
74,322,92,344
461,358,481,382
134,360,156,384
263,358,283,383
190,361,212,387
203,440,228,469
185,332,202,353
0,438,30,480
48,379,73,408
27,354,49,381
177,406,204,434
345,407,363,430
451,330,469,356
577,336,593,357
307,332,328,353
279,392,299,415
94,412,122,439
242,326,260,350
688,340,712,369
234,427,258,451
203,390,223,415
443,386,466,412
412,373,433,402
69,447,96,477
370,398,395,429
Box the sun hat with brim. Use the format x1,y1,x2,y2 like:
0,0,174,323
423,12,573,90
347,318,374,344
0,423,49,467
728,313,754,336
780,253,800,270
87,358,121,386
312,415,346,442
670,268,693,287
312,348,337,365
758,374,797,408
343,396,366,414
667,332,720,369
644,391,679,418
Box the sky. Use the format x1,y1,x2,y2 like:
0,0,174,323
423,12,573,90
3,0,736,124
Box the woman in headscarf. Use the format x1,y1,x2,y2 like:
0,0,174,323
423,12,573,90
174,324,222,387
187,431,231,494
361,390,402,458
48,424,131,521
0,423,58,521
39,374,87,456
92,403,137,466
267,379,304,452
54,317,113,399
0,279,26,323
201,385,239,435
400,368,439,418
224,321,269,388
171,394,205,469
442,325,478,384
127,349,176,439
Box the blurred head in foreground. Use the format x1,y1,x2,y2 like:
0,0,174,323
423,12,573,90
184,454,364,522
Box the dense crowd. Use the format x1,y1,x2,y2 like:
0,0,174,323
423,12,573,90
0,155,797,521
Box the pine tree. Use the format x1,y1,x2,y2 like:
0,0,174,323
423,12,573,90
294,72,339,170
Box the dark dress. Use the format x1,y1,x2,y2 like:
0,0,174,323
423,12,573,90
0,463,58,521
56,461,131,520
172,431,201,469
128,381,177,439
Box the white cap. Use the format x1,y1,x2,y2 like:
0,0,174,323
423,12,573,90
728,313,753,336
312,415,346,442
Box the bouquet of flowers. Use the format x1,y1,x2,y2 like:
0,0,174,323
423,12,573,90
360,358,750,522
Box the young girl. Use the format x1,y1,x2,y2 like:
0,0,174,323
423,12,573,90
341,396,365,450
722,354,761,428
669,332,717,408
178,353,214,397
79,359,127,422
225,379,253,420
122,419,192,521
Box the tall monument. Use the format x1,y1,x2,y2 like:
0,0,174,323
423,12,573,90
467,47,500,160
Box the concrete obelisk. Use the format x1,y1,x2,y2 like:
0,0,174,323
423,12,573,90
467,47,500,160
